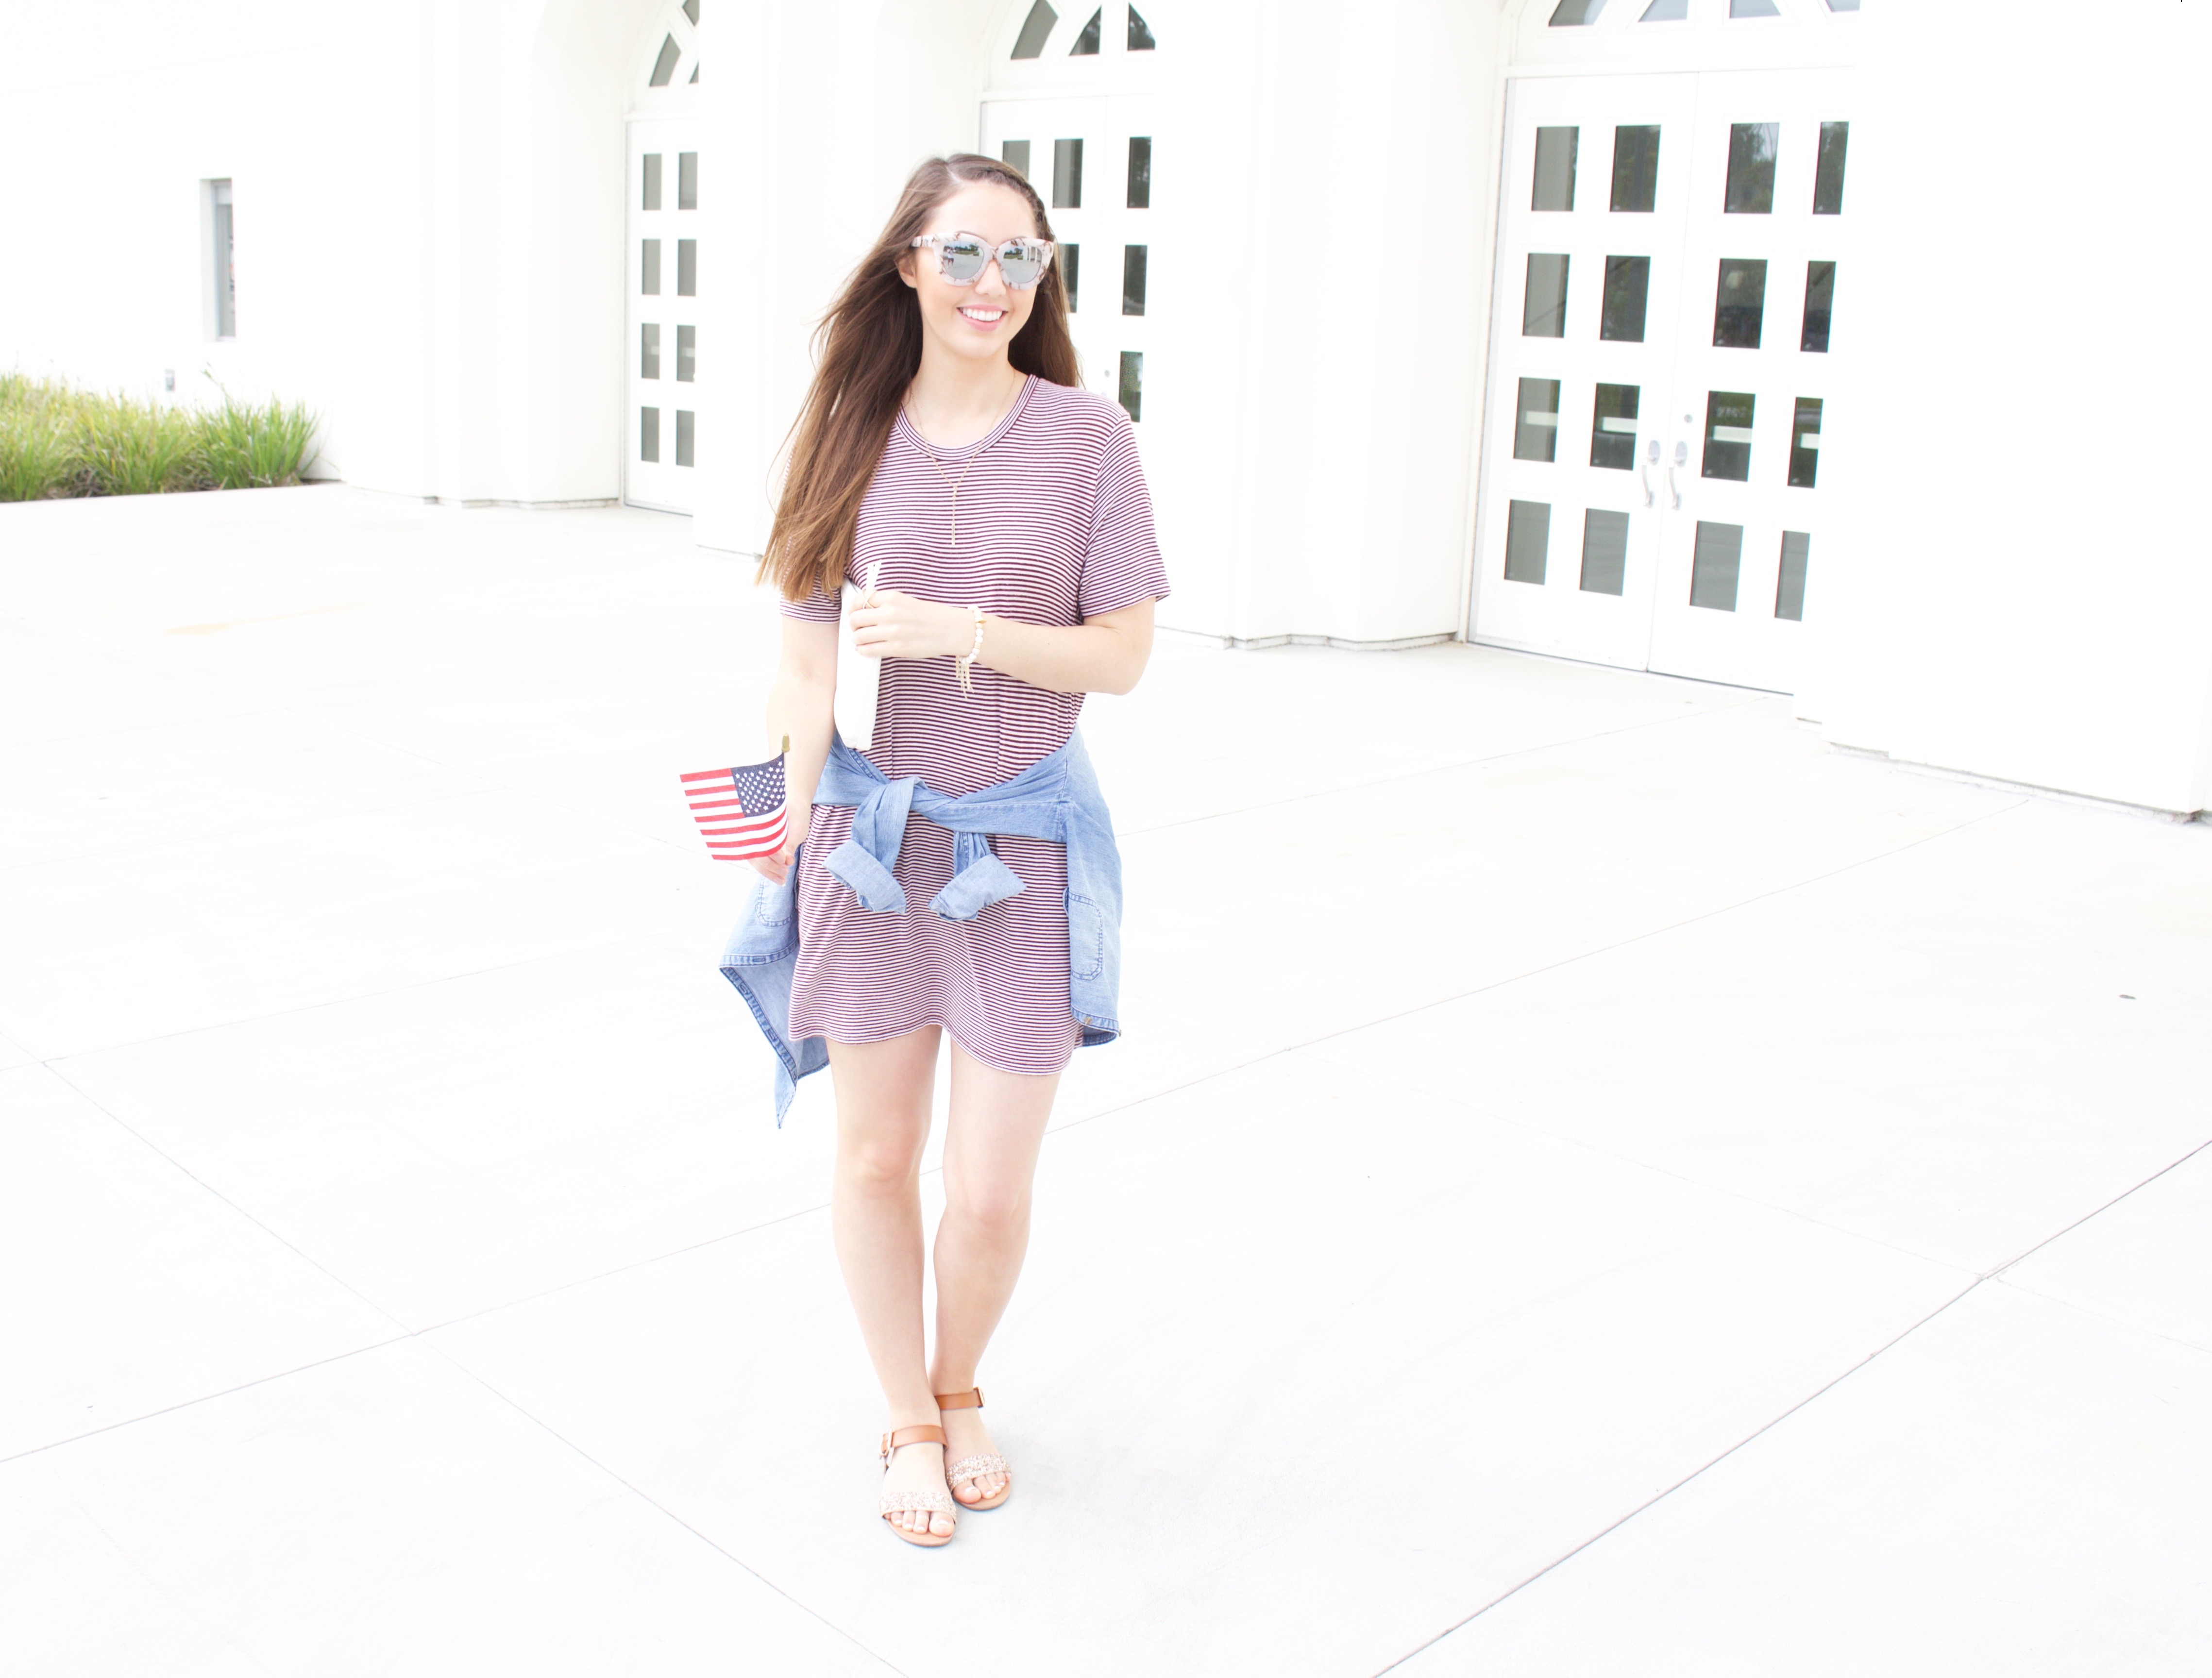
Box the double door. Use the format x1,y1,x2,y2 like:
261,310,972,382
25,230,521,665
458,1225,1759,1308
625,116,701,512
1472,69,1850,693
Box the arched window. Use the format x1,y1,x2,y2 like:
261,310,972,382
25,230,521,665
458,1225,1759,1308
634,0,701,103
1008,0,1159,62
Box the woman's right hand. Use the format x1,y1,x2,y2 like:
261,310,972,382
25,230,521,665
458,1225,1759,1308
747,803,811,886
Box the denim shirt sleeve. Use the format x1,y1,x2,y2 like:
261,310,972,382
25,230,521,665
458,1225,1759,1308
716,853,827,1127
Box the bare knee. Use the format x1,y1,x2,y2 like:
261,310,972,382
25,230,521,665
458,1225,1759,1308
944,1178,1031,1245
838,1124,927,1195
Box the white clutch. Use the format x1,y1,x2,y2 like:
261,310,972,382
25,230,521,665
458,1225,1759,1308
833,562,883,750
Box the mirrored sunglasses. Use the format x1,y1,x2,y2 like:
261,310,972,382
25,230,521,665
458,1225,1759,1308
910,232,1056,290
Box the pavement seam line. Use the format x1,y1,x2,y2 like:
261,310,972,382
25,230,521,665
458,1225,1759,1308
1368,1275,1990,1675
1044,793,2033,1143
421,1340,914,1678
1369,1128,2212,1674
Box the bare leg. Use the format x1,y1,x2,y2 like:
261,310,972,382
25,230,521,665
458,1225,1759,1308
827,1025,952,1540
929,1029,1067,1505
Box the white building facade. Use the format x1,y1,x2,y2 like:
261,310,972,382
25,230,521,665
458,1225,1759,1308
4,0,2207,814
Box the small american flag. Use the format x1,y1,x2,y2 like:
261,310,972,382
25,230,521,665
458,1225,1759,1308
680,749,788,861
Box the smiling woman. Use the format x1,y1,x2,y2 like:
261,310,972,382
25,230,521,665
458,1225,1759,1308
726,153,1168,1551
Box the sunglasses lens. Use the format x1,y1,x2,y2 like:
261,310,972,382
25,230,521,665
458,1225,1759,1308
939,237,989,283
998,245,1046,288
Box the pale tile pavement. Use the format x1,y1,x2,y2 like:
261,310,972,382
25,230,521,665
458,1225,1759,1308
1,486,2206,1676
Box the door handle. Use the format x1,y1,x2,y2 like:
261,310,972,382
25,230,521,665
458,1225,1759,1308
1667,440,1688,510
1639,438,1658,508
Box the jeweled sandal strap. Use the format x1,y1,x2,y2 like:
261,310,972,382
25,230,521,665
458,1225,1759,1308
879,1485,956,1518
880,1423,946,1460
946,1452,1009,1488
932,1387,985,1411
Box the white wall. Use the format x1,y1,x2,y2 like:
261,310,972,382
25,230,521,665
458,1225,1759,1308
1153,0,1501,648
1809,1,2212,814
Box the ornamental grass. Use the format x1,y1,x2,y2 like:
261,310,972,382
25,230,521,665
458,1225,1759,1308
0,372,319,501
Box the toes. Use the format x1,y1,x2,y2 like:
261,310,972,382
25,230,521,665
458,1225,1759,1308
955,1480,981,1505
930,1512,955,1537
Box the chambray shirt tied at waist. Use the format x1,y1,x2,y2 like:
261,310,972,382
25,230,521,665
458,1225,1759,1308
719,726,1125,1125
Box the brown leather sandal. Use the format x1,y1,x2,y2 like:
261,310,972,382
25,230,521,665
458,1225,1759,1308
935,1388,1012,1511
879,1423,957,1547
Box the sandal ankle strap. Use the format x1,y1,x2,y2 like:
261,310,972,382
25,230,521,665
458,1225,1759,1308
932,1387,984,1411
880,1423,946,1460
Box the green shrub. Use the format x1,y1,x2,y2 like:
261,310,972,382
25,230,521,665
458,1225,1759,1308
0,372,320,502
198,391,320,489
76,397,204,496
0,409,77,501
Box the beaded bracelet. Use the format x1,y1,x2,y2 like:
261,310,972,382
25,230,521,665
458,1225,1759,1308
956,605,985,693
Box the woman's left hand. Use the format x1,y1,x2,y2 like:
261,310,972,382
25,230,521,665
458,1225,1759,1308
848,588,973,660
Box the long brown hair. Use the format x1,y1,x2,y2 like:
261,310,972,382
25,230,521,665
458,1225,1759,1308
758,154,1080,603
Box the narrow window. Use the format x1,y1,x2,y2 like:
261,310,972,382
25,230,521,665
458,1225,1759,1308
642,238,661,295
649,35,681,87
641,323,661,380
678,152,698,210
1775,532,1811,620
1724,123,1779,214
1117,351,1143,423
1713,258,1768,348
1504,501,1552,583
1788,397,1822,487
1062,243,1081,312
1600,256,1651,342
682,0,699,21
1689,521,1743,611
1522,253,1570,338
1580,510,1631,596
1128,5,1156,48
1011,0,1057,58
1122,246,1148,316
1003,139,1031,178
1640,0,1688,18
1070,8,1102,53
677,238,697,297
1610,126,1659,211
1825,0,1862,10
675,409,695,468
640,407,660,463
1729,0,1781,15
206,179,236,339
1127,136,1152,209
1801,261,1835,352
677,325,697,384
1532,127,1578,212
642,153,662,211
1813,122,1850,214
1548,0,1606,23
1514,378,1561,463
1053,138,1083,209
1590,383,1640,469
1702,390,1756,481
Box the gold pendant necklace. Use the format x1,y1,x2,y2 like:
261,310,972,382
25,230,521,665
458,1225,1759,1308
906,376,1024,551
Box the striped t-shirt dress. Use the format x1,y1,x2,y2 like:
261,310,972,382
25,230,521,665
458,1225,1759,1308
779,375,1170,1075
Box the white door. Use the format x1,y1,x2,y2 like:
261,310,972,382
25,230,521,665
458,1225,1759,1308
1472,67,1851,692
980,95,1158,425
625,117,701,512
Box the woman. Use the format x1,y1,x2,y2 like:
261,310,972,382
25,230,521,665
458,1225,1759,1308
739,153,1167,1546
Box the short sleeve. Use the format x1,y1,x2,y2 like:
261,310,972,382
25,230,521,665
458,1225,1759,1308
780,580,842,623
1079,413,1171,620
